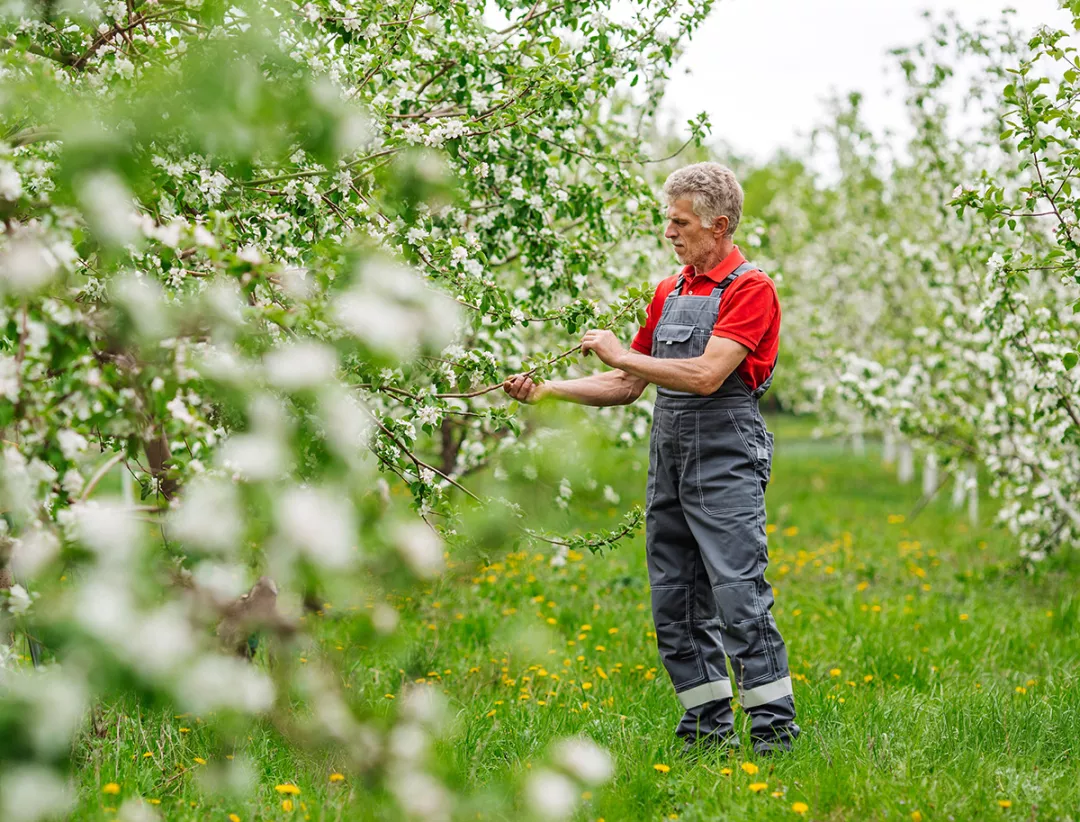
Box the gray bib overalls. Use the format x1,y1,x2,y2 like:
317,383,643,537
646,262,799,750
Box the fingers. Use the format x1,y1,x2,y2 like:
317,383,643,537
580,329,600,356
502,374,537,402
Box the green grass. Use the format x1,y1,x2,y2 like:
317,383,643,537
69,415,1080,821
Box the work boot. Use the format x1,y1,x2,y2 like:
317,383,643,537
750,722,800,756
680,731,740,758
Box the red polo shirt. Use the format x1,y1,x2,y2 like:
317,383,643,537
630,247,780,391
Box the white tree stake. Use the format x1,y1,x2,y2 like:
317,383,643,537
898,441,914,484
951,468,967,509
922,452,938,498
967,464,979,527
882,429,897,466
852,430,866,456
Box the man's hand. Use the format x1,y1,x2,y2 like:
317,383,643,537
503,373,547,403
580,329,627,368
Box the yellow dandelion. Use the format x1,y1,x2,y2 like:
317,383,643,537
998,799,1012,808
178,728,191,733
653,764,671,773
830,668,841,677
887,514,905,524
229,815,241,822
720,767,733,776
142,752,153,758
384,694,395,699
147,799,161,805
102,783,120,795
281,799,294,812
748,782,768,793
912,812,923,822
193,757,207,765
275,784,301,795
792,801,809,814
1015,686,1027,695
960,614,969,621
783,526,799,537
329,773,345,783
582,682,593,690
741,762,759,775
864,675,874,683
608,628,618,635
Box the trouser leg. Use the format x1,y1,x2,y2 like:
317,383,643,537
674,545,737,741
685,408,799,748
646,407,733,740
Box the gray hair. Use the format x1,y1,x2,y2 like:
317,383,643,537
661,162,743,238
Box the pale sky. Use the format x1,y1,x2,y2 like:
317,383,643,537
659,0,1069,163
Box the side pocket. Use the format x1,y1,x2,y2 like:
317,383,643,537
696,411,761,515
726,410,764,469
765,431,775,482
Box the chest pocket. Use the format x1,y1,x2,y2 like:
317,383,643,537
653,323,708,358
654,323,695,344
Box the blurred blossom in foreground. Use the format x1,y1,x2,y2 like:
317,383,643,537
0,765,74,822
526,768,578,820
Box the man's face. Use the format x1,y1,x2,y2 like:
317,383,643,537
664,198,725,269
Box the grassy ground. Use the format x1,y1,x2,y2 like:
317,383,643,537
70,414,1080,821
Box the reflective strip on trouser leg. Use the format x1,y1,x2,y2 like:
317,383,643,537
677,678,734,710
739,676,793,709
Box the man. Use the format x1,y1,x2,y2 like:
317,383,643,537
503,162,798,756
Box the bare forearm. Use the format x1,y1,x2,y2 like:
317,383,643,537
544,370,640,407
614,350,714,395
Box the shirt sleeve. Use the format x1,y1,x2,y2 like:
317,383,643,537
630,279,673,354
711,273,779,352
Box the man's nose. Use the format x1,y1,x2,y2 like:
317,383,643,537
664,224,678,239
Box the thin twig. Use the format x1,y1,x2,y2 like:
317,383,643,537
79,451,127,502
362,407,481,502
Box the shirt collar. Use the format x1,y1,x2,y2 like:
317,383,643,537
682,246,747,283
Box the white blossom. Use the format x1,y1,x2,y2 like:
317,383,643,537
0,765,74,822
264,341,338,391
0,161,23,200
553,737,614,785
0,239,59,296
278,485,357,568
394,522,444,578
175,654,275,714
525,769,578,820
5,584,33,615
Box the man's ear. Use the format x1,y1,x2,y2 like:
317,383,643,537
712,215,729,239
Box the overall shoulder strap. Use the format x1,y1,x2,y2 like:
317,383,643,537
709,261,760,296
665,272,687,300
